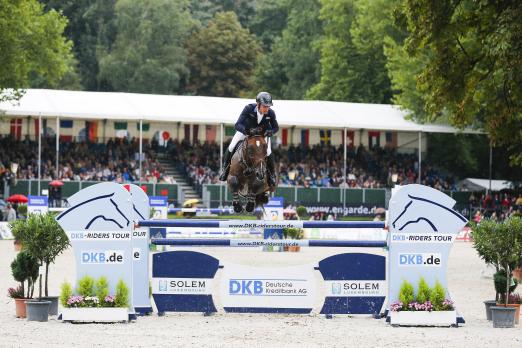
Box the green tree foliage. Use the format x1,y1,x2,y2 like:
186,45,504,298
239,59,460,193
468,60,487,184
41,0,117,91
248,0,290,50
186,11,260,97
11,251,39,299
307,0,392,103
401,1,522,166
98,0,196,94
0,0,74,102
254,0,322,100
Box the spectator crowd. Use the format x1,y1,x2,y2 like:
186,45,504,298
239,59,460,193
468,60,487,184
0,135,174,191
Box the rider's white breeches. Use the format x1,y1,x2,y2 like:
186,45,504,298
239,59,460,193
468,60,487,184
228,131,272,156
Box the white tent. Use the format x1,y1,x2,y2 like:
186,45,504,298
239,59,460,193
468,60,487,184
458,178,513,192
0,89,484,195
0,89,481,133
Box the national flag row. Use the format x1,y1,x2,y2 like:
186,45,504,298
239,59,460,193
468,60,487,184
8,119,398,148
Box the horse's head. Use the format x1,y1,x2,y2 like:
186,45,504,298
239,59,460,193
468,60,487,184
245,135,267,181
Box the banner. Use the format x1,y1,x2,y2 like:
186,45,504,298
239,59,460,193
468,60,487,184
27,195,48,215
220,263,316,313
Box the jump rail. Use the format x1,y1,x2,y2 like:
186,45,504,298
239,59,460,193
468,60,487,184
150,238,387,248
139,219,386,229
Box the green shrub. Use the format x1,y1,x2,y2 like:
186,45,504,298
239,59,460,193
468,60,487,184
95,277,110,301
77,275,95,297
416,277,431,304
494,269,518,295
430,281,446,310
60,281,73,307
296,206,307,219
398,280,414,310
115,279,129,308
10,250,39,299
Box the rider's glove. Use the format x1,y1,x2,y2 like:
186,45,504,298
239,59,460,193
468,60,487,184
265,129,273,137
248,128,258,135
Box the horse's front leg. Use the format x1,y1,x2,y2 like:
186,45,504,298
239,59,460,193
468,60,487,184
245,191,256,213
228,175,243,213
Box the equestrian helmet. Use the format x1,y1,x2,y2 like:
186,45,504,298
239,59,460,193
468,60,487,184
256,92,273,106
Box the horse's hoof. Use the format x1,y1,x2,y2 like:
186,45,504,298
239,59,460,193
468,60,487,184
245,202,255,213
233,202,243,213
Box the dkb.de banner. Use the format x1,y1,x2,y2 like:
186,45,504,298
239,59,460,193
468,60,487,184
55,182,135,318
387,184,467,323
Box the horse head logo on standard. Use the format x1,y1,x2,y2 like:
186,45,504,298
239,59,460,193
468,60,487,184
387,184,468,324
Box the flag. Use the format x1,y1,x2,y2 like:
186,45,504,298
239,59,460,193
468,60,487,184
34,119,40,137
301,129,309,146
184,124,190,141
60,120,73,128
59,120,73,141
282,128,288,146
385,131,397,148
136,123,150,131
225,125,235,136
193,125,199,143
114,122,127,130
319,130,331,145
368,131,380,148
206,125,217,142
86,121,98,142
342,130,355,148
10,119,22,140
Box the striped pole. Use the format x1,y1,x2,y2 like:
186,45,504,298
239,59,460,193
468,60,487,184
139,219,385,229
151,238,387,248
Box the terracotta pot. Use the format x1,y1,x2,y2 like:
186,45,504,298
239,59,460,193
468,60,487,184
496,303,520,324
14,298,27,318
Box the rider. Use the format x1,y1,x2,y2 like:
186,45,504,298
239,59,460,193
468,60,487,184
219,91,279,186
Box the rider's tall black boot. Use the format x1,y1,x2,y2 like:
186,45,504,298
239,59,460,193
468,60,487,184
266,153,277,187
219,150,233,181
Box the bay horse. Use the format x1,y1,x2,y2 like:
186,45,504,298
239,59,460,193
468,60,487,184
227,135,276,213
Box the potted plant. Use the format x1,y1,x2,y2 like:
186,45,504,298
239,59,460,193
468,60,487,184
489,216,522,328
389,278,457,326
60,276,130,323
9,250,39,318
284,227,304,252
472,219,503,320
10,213,70,320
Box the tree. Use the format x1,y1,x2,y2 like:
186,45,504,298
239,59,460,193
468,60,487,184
186,11,260,97
401,1,522,166
307,0,392,103
41,0,117,91
248,0,290,50
98,0,196,94
254,0,323,100
0,0,74,102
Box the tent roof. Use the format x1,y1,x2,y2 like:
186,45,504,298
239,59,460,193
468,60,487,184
0,89,481,133
458,178,513,191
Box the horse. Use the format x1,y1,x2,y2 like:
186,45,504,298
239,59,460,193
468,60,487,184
56,192,131,230
391,194,467,233
227,135,275,213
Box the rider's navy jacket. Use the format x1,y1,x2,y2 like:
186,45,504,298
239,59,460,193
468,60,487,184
235,103,279,135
